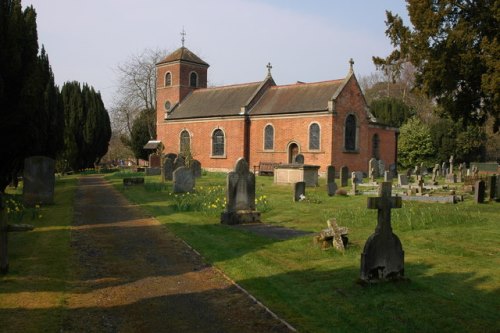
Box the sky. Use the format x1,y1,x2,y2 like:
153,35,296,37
26,0,409,110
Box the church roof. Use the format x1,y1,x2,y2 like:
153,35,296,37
157,47,209,66
250,79,343,115
167,82,263,119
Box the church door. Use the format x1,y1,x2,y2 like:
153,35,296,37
288,143,299,163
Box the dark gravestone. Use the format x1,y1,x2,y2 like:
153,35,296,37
165,153,177,160
327,182,338,197
384,171,392,182
398,174,408,186
389,163,397,179
173,166,195,193
149,154,161,168
487,175,496,201
327,166,335,184
221,158,260,225
23,156,55,207
474,180,485,203
340,166,349,187
173,156,185,171
496,175,500,202
190,159,202,178
163,157,174,181
294,182,306,202
360,182,404,282
294,154,305,164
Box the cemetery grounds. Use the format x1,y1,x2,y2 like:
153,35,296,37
0,172,498,332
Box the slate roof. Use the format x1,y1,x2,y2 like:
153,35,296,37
157,47,209,66
167,82,263,120
250,79,343,115
143,140,162,149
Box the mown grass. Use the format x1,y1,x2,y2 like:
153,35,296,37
107,171,500,333
0,176,77,332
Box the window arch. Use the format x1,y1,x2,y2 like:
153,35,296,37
165,72,172,86
309,123,320,150
372,134,380,159
212,129,225,156
190,72,198,88
264,124,274,150
180,130,190,154
344,114,357,151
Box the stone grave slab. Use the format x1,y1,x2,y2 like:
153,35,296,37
23,156,55,207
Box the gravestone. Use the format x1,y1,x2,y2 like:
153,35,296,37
449,155,454,175
368,158,378,179
149,154,161,168
441,162,447,176
398,174,408,186
340,166,349,187
378,159,385,177
221,158,260,225
360,182,404,282
23,156,55,207
446,173,457,183
327,182,338,197
173,156,185,171
165,153,177,160
487,175,496,201
327,166,335,184
432,164,440,183
173,166,195,193
163,157,174,181
354,171,364,184
389,164,397,179
294,154,304,164
351,172,358,194
457,163,464,183
384,171,392,182
190,159,202,178
474,180,485,203
294,182,306,202
314,218,348,251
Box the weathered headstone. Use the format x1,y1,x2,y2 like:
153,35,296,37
294,154,304,164
384,171,392,182
398,174,408,186
487,175,496,201
449,155,454,175
389,164,397,178
294,182,306,202
368,158,378,179
173,156,185,171
378,159,385,177
351,172,358,194
165,153,177,160
173,166,195,193
360,182,404,282
457,163,464,183
432,164,440,183
314,218,348,251
340,166,349,187
23,156,55,207
190,159,202,178
149,154,161,168
327,182,338,197
474,180,485,203
354,171,364,184
221,158,260,225
163,157,174,181
441,162,447,176
327,166,335,184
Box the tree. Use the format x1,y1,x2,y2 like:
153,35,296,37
398,117,436,168
127,108,156,161
374,0,499,129
370,97,415,127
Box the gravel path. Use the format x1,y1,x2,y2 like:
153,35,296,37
61,176,293,333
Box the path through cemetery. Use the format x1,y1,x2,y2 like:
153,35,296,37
62,176,291,332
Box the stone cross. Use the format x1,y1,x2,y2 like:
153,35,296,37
360,182,404,281
1,194,34,274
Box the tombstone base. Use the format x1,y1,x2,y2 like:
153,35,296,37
360,231,404,282
221,210,261,225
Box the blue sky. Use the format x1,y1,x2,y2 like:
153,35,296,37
26,0,409,109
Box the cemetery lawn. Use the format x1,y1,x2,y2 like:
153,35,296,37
0,176,77,332
108,172,499,333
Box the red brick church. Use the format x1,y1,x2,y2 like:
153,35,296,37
155,46,398,175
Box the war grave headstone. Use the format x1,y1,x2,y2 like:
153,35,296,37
360,182,404,282
1,194,34,274
190,159,202,178
23,156,55,207
314,218,348,251
369,158,378,179
378,159,385,177
340,166,349,187
398,174,409,186
173,166,195,193
294,182,306,202
294,154,305,164
221,158,260,225
163,157,174,181
474,180,485,203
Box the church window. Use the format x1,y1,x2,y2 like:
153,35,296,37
190,72,198,88
165,72,172,86
180,130,190,154
345,114,357,151
309,123,320,150
372,134,380,159
264,125,274,150
212,129,225,156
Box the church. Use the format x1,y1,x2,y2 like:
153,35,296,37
155,45,398,175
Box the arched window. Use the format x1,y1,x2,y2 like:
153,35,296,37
372,134,380,159
165,72,172,86
212,129,225,156
345,114,357,151
190,72,198,88
180,130,190,154
309,123,320,150
264,125,274,150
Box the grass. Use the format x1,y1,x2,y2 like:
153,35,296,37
106,172,500,333
0,176,77,332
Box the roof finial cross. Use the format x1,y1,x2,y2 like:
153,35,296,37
266,62,272,76
349,58,354,72
181,27,186,47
